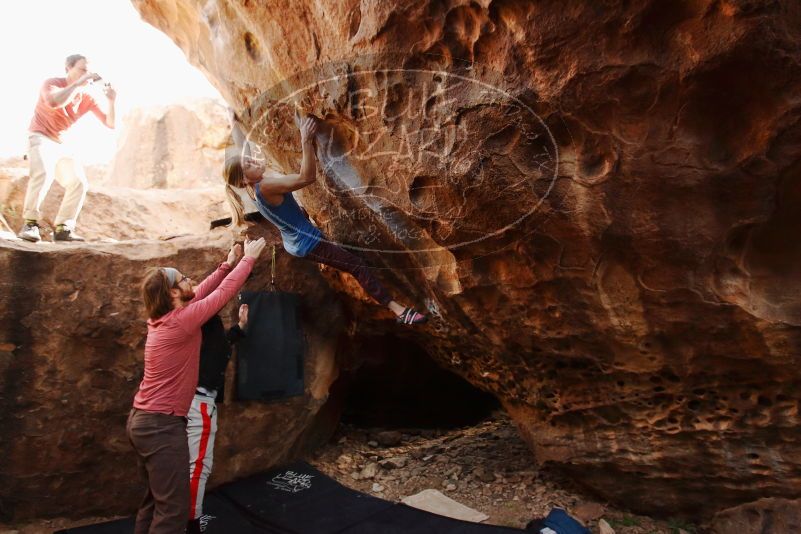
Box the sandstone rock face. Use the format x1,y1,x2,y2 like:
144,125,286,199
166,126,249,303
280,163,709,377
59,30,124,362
0,225,350,520
129,0,801,521
104,98,230,189
1,159,228,241
711,498,801,534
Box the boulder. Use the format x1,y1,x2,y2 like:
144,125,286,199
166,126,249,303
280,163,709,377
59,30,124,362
710,498,801,534
375,430,403,447
104,98,230,189
3,0,796,522
0,224,347,520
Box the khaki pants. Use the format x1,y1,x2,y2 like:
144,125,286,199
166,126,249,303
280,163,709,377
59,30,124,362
127,408,190,534
22,133,88,228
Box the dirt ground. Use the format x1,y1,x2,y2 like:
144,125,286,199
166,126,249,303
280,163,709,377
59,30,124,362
309,412,700,534
0,413,700,534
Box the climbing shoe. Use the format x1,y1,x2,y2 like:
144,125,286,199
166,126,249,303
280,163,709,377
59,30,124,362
397,307,428,325
17,221,41,242
53,227,85,242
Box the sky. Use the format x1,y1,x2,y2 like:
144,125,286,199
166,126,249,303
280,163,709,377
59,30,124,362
0,0,222,163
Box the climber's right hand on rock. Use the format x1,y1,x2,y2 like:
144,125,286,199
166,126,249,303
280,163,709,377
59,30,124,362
299,116,318,146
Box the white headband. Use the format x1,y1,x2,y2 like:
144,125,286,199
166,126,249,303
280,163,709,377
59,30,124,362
161,267,180,286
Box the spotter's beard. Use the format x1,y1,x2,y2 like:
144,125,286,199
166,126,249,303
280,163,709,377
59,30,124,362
179,287,196,302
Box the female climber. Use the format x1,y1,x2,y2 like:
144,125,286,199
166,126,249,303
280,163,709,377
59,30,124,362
223,113,427,325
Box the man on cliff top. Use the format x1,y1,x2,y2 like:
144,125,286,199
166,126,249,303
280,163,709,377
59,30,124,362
17,53,116,243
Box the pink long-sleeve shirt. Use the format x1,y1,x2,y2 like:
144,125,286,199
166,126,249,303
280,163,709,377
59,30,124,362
133,257,255,416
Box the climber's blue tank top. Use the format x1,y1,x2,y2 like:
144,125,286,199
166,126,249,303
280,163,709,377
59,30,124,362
254,187,322,257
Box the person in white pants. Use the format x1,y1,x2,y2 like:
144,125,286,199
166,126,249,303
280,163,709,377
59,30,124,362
23,134,89,235
187,303,248,534
18,53,116,243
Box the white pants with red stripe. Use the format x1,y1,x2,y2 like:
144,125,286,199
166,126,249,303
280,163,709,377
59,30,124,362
187,393,218,520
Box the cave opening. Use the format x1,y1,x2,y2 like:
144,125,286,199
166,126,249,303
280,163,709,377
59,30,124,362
335,334,500,429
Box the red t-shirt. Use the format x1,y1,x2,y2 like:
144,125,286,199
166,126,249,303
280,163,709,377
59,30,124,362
28,77,107,142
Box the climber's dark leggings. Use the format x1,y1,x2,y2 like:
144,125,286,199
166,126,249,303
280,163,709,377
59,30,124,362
305,241,393,306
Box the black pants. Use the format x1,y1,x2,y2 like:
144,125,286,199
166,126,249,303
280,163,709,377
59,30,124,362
305,241,393,306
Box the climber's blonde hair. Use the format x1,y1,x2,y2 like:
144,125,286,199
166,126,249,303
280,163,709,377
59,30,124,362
223,156,255,227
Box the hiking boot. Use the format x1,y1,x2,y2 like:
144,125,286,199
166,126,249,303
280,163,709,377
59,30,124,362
17,221,41,242
53,227,85,242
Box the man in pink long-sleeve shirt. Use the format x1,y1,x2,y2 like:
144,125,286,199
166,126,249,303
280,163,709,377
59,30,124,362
127,237,266,534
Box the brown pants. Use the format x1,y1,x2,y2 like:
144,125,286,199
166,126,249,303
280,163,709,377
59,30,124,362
306,241,392,306
127,408,190,534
